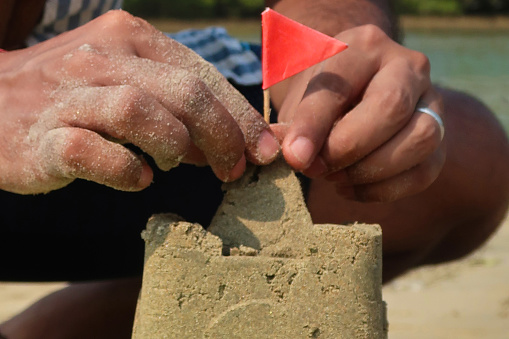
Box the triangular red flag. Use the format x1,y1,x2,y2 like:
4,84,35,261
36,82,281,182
262,8,348,90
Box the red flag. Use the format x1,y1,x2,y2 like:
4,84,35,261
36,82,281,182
262,8,348,90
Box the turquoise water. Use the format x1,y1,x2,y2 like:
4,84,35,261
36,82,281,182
403,30,509,132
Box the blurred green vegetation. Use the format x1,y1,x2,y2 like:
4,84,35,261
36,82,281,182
393,0,509,15
393,0,463,15
123,0,265,19
123,0,509,18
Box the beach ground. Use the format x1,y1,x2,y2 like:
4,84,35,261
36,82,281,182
384,211,509,339
1,212,508,338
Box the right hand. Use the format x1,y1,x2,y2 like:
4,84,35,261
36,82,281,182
270,24,445,202
0,10,279,194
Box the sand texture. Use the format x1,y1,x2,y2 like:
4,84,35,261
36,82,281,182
132,159,386,338
2,178,508,338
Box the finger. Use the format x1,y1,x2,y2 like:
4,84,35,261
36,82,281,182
336,147,446,202
188,63,280,166
60,11,280,167
278,25,399,171
61,52,248,181
338,93,444,185
53,86,190,171
100,59,249,181
170,74,248,181
320,55,430,171
279,52,377,171
39,127,153,191
126,21,280,165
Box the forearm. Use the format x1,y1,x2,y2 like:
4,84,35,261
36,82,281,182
265,0,398,39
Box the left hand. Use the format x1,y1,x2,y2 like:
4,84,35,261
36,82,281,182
271,24,446,202
0,11,280,194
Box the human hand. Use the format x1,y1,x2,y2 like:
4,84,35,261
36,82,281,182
271,24,445,202
0,10,279,195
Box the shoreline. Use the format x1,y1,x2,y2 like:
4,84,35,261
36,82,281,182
399,15,509,31
148,15,509,34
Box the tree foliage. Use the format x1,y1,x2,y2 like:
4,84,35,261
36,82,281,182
123,0,264,19
394,0,509,14
393,0,462,15
460,0,509,14
122,0,509,18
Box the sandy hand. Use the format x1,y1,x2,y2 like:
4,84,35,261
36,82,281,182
272,24,445,202
0,10,280,194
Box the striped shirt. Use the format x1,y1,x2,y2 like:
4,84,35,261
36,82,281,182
27,0,263,86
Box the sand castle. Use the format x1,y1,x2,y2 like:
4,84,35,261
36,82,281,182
132,159,387,338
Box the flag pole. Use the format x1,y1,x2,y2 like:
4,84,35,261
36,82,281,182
263,89,271,123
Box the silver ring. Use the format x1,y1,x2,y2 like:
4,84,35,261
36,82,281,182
416,105,444,141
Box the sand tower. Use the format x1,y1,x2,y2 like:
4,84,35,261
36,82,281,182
132,159,387,338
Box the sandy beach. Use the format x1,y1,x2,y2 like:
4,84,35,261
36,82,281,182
384,211,509,338
1,211,508,337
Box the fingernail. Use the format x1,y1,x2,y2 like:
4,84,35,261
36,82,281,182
137,158,154,189
224,154,246,182
289,136,314,168
258,129,280,162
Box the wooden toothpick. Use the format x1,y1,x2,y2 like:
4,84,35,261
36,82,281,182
263,89,271,123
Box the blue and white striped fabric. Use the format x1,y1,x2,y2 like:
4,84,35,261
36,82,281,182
26,0,124,46
27,0,263,86
166,28,262,86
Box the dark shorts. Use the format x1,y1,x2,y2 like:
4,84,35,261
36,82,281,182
0,83,308,282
